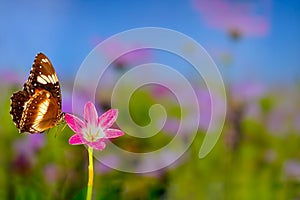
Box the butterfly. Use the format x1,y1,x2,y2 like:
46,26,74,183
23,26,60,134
10,52,64,133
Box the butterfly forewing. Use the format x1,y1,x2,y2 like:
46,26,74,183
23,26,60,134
23,53,62,109
10,52,63,134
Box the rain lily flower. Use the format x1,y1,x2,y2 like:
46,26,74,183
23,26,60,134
65,101,124,150
65,101,124,200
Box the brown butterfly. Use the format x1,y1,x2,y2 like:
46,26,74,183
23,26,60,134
10,52,64,133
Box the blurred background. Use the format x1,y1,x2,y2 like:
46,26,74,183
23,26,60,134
1,0,300,199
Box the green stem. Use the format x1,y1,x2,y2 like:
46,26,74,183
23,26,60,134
86,146,94,200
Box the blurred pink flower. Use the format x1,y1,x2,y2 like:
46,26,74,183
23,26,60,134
196,88,211,130
196,88,224,131
0,69,24,85
44,163,63,185
62,90,90,114
229,81,266,120
283,159,300,181
12,134,45,175
163,118,180,135
193,0,271,37
135,149,187,175
267,109,284,134
151,84,171,98
27,134,45,152
230,81,265,102
13,134,45,155
65,101,124,151
266,90,298,135
94,154,121,174
99,38,151,69
294,114,300,132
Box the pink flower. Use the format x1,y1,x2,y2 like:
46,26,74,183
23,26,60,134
65,101,124,150
98,38,151,69
193,0,271,37
44,163,63,185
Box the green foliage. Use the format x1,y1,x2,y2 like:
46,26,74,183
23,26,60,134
1,84,300,199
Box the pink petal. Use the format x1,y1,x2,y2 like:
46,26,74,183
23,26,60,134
105,129,124,138
89,140,106,151
69,134,85,145
84,101,98,126
65,114,85,134
98,109,118,129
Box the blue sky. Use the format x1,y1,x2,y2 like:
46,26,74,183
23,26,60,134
0,0,299,85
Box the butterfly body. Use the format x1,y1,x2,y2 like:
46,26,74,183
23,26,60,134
10,53,63,133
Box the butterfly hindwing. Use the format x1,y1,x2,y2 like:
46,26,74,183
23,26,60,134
19,90,61,133
10,52,63,134
10,91,30,129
